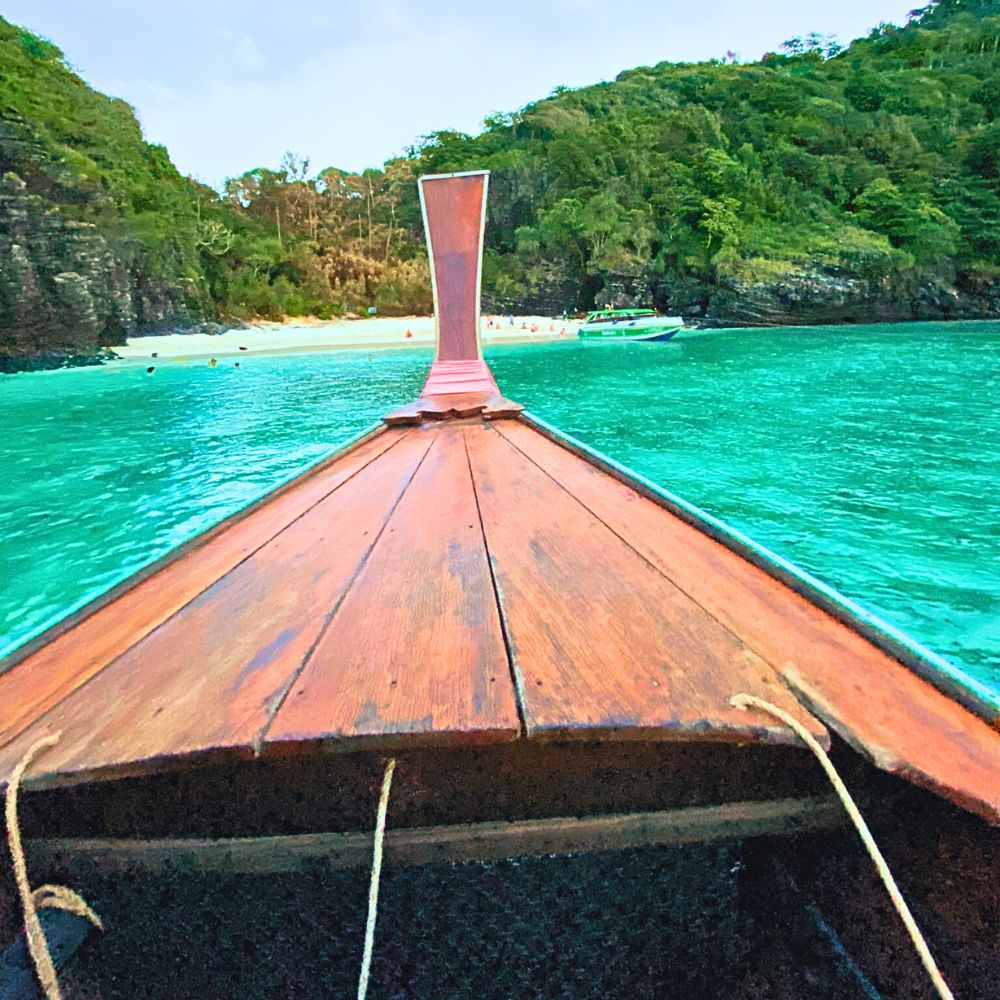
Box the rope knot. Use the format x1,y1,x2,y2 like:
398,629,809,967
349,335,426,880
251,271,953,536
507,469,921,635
5,733,103,1000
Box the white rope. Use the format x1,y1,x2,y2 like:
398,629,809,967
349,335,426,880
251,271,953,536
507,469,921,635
730,693,955,1000
357,757,397,1000
5,733,103,1000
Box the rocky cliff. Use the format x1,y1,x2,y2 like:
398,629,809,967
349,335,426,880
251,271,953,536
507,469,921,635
0,174,195,369
0,19,218,371
702,265,1000,327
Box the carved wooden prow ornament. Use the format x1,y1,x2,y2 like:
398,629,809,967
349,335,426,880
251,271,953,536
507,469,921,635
385,170,522,425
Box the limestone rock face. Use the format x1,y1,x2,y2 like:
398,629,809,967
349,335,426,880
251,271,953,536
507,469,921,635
703,263,1000,328
483,256,1000,327
0,173,190,363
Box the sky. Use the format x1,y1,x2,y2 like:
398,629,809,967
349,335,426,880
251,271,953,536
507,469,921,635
3,0,920,186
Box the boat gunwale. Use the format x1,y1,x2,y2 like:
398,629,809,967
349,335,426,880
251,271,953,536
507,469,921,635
0,420,389,675
519,410,1000,726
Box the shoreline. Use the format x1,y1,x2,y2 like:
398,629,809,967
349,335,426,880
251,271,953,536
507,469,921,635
13,314,997,373
111,315,581,361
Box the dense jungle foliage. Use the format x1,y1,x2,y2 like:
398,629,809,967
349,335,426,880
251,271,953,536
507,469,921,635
2,0,999,343
414,0,1000,316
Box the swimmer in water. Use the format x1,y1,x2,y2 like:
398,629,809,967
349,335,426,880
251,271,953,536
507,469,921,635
146,366,155,374
208,358,217,367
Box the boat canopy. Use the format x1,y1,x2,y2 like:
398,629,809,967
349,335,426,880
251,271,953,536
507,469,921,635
584,308,658,321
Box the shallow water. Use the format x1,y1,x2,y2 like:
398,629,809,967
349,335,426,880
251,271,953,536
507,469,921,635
1,320,997,692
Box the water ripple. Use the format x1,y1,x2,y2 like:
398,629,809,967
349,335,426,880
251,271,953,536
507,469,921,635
1,323,998,693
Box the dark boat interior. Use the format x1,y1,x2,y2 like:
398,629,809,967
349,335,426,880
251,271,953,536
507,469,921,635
2,738,997,999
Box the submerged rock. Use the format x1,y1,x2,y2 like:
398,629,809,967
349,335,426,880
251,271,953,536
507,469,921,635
0,348,120,374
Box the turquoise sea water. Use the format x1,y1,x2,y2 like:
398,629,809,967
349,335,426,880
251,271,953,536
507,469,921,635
1,321,998,693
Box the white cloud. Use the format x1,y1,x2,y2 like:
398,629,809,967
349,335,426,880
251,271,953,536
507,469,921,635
372,0,412,34
146,82,177,101
236,35,264,69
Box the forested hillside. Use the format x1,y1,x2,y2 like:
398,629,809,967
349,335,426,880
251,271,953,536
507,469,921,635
2,0,999,365
0,17,221,365
414,0,1000,323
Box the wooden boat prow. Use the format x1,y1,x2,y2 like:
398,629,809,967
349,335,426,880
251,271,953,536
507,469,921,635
1,169,997,814
1,170,998,997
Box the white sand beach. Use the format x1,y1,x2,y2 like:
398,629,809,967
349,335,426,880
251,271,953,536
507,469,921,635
113,315,581,360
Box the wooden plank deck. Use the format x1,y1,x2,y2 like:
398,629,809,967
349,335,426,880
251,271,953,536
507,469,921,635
265,426,520,751
0,430,431,784
0,417,831,791
1,410,997,829
496,420,1000,823
0,428,406,752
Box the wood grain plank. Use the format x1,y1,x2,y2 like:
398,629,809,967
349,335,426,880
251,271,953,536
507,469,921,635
384,392,522,426
420,172,486,363
498,420,1000,823
266,425,520,751
464,424,825,746
26,797,844,875
0,428,408,753
0,431,435,787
